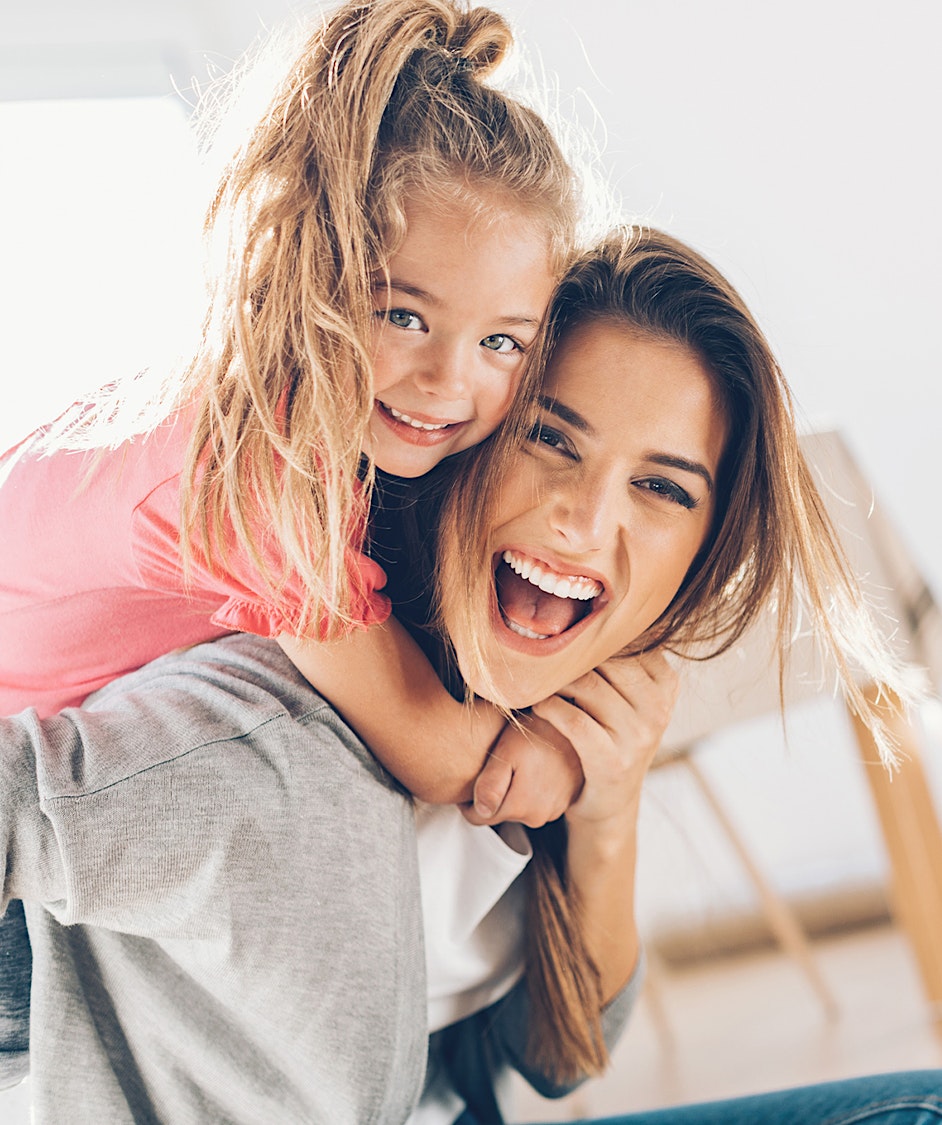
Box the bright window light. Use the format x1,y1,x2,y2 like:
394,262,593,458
0,96,206,452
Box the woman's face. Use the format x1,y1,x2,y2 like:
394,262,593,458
444,318,729,708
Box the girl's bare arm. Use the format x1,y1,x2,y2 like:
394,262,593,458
278,617,582,820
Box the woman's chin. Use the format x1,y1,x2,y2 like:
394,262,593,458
454,648,542,713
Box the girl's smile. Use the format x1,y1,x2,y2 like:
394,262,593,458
372,400,470,448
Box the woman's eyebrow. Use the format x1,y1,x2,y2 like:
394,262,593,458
648,453,715,493
538,396,594,434
539,396,714,491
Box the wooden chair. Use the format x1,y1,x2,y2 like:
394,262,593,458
651,430,942,1022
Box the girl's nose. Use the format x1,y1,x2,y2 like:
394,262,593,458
413,338,469,400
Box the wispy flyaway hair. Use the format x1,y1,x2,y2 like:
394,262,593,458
43,0,586,638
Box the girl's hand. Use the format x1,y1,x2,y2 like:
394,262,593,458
462,712,584,828
530,650,679,834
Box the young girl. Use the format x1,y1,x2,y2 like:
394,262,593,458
0,0,593,792
0,0,595,1083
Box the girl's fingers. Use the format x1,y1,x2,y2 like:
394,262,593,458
471,751,513,820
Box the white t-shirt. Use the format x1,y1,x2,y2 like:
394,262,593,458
409,801,533,1124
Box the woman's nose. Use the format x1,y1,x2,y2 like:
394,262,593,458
547,473,620,553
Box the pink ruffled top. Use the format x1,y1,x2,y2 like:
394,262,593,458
0,409,389,717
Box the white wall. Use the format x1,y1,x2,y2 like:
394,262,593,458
513,0,941,593
2,0,940,939
4,0,938,571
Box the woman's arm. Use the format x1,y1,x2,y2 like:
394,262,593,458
278,618,583,820
0,637,333,928
433,656,675,1110
530,650,678,1001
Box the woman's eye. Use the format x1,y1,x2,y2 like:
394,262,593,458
480,333,519,354
637,478,698,510
526,421,572,456
381,308,423,331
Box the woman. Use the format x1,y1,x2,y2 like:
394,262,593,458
412,223,939,1120
0,227,937,1123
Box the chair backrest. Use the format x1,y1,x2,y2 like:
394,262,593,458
660,429,941,757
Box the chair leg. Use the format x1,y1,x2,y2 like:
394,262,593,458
680,755,840,1021
847,686,942,1022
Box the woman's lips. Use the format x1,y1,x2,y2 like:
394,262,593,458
374,400,467,447
492,549,605,654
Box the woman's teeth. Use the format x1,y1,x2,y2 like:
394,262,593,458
505,620,548,640
386,405,451,431
502,550,601,602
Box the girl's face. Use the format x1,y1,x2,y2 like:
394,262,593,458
444,319,729,707
364,189,557,478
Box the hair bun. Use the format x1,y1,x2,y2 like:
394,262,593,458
443,6,512,78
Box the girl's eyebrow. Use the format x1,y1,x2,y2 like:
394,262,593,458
539,395,715,492
372,277,435,303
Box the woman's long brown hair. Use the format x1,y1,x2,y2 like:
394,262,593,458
438,224,917,1084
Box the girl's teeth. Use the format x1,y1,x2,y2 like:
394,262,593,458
387,406,450,431
502,550,601,601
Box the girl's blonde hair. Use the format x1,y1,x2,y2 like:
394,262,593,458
50,0,583,638
438,224,918,1082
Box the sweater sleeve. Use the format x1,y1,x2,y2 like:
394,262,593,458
0,643,303,932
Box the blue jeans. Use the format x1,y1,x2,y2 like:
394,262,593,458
460,1070,942,1124
0,901,30,1089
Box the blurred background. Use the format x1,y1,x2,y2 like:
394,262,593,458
1,1,940,1119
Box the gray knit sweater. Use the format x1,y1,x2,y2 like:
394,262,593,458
0,634,640,1124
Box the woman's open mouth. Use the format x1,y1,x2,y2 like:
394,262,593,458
494,548,603,648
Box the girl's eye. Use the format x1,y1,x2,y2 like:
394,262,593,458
480,333,519,354
380,308,424,331
636,477,698,510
